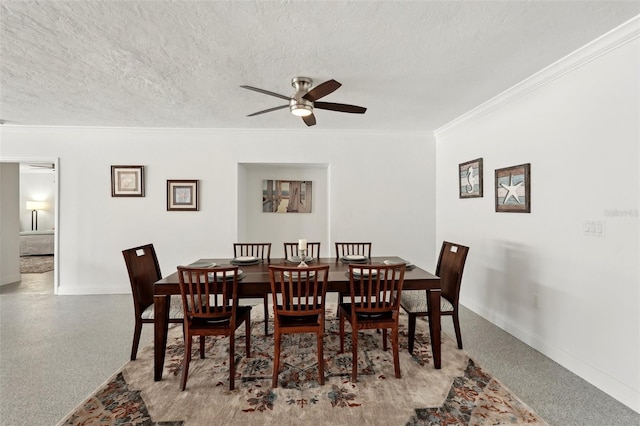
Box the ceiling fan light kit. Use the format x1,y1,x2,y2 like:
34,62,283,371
240,76,366,126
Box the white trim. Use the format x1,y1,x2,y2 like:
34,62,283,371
463,301,640,413
435,15,640,138
1,125,427,138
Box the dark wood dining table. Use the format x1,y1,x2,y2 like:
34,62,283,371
153,256,442,381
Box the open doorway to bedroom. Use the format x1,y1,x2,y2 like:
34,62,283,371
0,158,58,295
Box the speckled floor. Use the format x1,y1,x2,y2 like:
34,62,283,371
0,273,637,425
0,270,54,294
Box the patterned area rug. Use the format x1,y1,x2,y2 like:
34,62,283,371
20,255,54,273
58,306,547,425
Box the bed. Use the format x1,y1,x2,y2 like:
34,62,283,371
19,230,55,256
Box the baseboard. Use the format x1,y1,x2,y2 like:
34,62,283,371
56,284,130,295
463,301,640,414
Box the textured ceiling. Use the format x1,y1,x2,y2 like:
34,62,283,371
1,1,638,131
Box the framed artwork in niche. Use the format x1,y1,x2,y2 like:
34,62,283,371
459,158,483,198
495,163,531,213
111,165,144,197
262,180,312,213
167,180,199,211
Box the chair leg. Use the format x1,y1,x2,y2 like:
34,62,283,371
339,310,345,353
131,320,143,361
199,336,205,359
392,326,401,378
382,329,388,351
336,293,343,316
263,294,270,336
452,311,463,349
245,316,251,357
272,332,281,388
351,327,358,383
229,333,235,390
317,330,325,385
407,314,417,354
180,335,192,391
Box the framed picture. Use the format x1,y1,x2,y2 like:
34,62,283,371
167,180,199,211
262,179,312,213
495,163,531,213
111,165,144,197
459,158,483,198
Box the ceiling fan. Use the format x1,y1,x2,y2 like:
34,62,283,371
28,163,55,171
240,77,366,127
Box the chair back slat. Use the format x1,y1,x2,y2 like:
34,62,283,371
348,264,405,316
122,244,162,315
234,243,271,261
335,242,372,261
269,265,329,318
283,242,321,258
177,266,239,323
435,241,469,304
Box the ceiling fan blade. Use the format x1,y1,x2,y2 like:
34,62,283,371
247,105,289,117
314,102,367,114
240,85,290,101
302,79,341,101
302,113,316,127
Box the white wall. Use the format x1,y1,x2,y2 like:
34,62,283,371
0,163,21,285
0,128,436,295
435,23,639,411
20,170,56,231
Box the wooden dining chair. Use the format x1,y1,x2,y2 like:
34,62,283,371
177,265,252,391
233,242,272,336
283,242,321,259
233,242,271,261
335,242,372,310
335,242,372,261
339,263,405,382
269,264,330,388
400,241,469,352
122,243,184,361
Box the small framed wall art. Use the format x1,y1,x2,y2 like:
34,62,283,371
459,158,483,198
111,165,145,197
167,180,199,211
495,163,531,213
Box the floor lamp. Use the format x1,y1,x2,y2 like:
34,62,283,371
26,201,46,231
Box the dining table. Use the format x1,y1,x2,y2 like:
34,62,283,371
153,256,441,381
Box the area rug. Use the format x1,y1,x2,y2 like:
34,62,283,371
20,255,54,273
58,305,547,425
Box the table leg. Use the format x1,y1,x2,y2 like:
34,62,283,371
427,289,441,369
154,295,170,381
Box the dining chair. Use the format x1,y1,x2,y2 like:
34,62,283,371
283,241,321,259
400,241,469,352
233,242,272,336
233,242,271,261
122,243,184,361
339,263,406,382
269,264,330,388
335,242,372,311
177,265,252,391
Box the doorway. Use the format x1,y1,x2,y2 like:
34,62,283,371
0,158,59,294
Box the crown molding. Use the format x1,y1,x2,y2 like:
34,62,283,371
435,15,640,138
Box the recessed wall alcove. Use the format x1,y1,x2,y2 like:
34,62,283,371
237,163,329,258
